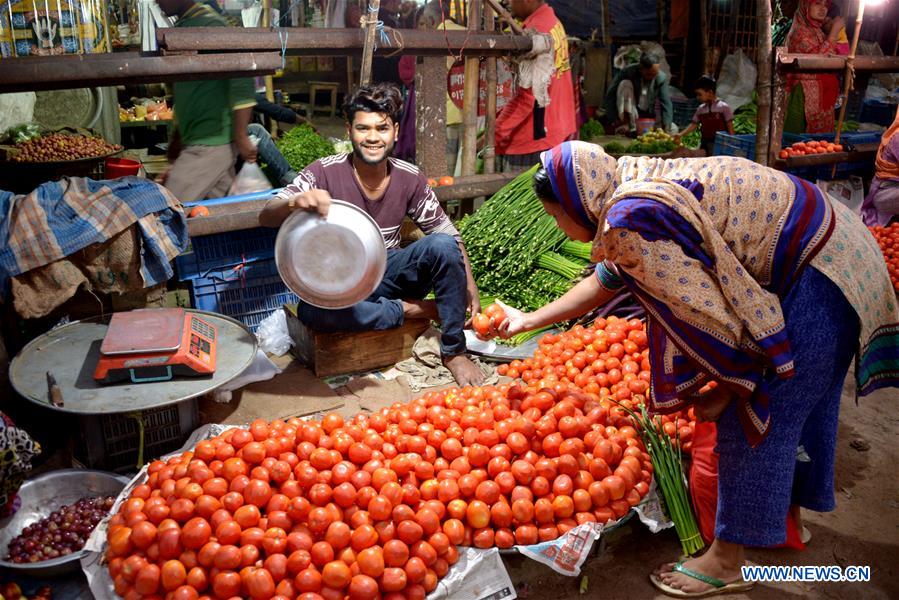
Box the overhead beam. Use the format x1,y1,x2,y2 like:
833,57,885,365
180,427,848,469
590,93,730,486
0,51,281,93
778,52,899,73
158,27,531,57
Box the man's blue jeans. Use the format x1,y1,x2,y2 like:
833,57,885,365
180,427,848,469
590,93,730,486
297,233,468,356
248,123,297,186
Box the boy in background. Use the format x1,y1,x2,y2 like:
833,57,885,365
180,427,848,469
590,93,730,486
675,76,734,156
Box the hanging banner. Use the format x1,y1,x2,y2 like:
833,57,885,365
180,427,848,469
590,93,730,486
447,58,515,116
0,0,109,58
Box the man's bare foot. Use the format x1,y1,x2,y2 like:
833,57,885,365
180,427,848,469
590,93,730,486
402,299,439,321
443,354,485,387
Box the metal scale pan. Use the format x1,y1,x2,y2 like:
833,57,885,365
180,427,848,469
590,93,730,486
9,310,257,415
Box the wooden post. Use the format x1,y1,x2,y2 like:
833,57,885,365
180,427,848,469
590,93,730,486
359,0,381,86
768,46,787,166
833,0,867,147
415,56,447,178
263,0,278,137
460,0,481,178
484,0,497,174
755,0,773,165
700,0,709,74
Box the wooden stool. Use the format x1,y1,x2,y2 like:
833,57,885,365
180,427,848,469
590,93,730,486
284,306,430,377
308,81,339,118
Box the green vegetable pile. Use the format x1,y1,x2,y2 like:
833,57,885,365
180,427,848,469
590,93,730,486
4,123,41,144
733,93,758,134
604,129,676,155
275,124,335,170
680,130,701,149
459,167,593,322
579,119,605,141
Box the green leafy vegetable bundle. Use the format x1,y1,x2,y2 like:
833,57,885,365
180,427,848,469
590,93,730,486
275,125,336,170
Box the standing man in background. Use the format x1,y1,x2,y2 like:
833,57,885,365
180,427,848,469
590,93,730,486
157,0,257,201
495,0,576,172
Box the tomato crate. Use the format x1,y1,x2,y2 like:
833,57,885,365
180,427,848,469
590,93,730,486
788,131,881,180
74,400,199,474
189,257,299,332
174,227,279,282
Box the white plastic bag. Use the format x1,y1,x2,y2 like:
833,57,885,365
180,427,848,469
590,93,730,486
717,49,757,112
818,177,864,214
212,349,282,403
256,309,293,356
228,160,272,196
0,92,36,133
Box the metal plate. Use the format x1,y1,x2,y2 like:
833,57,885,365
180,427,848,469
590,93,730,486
0,469,130,577
10,310,257,415
463,329,561,362
100,308,185,355
33,88,103,130
275,199,387,309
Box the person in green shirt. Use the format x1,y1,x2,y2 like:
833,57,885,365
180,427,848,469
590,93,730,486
157,0,257,201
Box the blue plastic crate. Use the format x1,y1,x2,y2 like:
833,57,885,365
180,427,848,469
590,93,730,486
672,98,700,128
175,227,279,282
712,133,756,158
189,257,299,331
859,100,897,126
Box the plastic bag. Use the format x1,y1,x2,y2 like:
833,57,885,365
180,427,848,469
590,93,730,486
0,93,36,134
255,309,293,356
212,349,282,403
717,49,757,112
228,160,272,196
818,177,864,214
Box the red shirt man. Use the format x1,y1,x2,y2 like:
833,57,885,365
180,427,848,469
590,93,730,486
495,0,576,169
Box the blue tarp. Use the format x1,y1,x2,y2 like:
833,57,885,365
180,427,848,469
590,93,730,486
607,0,659,38
547,0,605,40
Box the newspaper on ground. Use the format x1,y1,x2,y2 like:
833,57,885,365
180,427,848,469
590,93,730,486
515,522,603,576
634,481,674,533
426,547,516,600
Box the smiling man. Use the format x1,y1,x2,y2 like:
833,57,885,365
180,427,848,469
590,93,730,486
260,84,485,386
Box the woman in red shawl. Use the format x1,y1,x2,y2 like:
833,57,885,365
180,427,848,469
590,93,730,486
785,0,845,133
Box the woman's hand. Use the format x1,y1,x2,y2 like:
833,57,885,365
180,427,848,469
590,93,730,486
495,300,531,339
692,381,735,422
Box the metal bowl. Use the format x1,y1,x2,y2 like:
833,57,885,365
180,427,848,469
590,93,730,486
0,469,130,577
275,199,387,309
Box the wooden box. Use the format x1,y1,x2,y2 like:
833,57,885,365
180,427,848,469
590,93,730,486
284,305,430,378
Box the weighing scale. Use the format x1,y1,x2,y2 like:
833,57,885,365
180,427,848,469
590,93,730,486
93,308,217,384
9,310,256,415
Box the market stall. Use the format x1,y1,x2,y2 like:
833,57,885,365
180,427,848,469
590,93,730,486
1,0,899,599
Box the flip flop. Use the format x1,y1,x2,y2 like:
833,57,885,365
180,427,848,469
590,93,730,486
650,560,756,598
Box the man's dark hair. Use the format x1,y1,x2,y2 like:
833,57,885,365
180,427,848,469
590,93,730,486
343,84,404,125
638,53,658,70
695,75,717,93
533,166,559,203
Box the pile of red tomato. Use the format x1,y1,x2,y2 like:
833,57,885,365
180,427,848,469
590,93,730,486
497,316,695,451
105,383,653,599
869,223,899,293
778,139,843,159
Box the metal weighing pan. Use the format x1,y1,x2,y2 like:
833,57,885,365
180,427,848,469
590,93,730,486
9,310,257,415
0,469,130,577
275,199,387,309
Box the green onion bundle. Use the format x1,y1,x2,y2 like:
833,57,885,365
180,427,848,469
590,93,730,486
618,402,705,556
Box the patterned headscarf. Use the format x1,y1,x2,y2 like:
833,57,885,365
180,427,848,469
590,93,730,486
539,141,618,232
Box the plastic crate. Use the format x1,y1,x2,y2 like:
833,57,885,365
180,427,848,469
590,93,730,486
672,98,700,128
75,400,199,473
175,227,279,282
712,133,757,158
189,257,299,331
859,100,897,126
